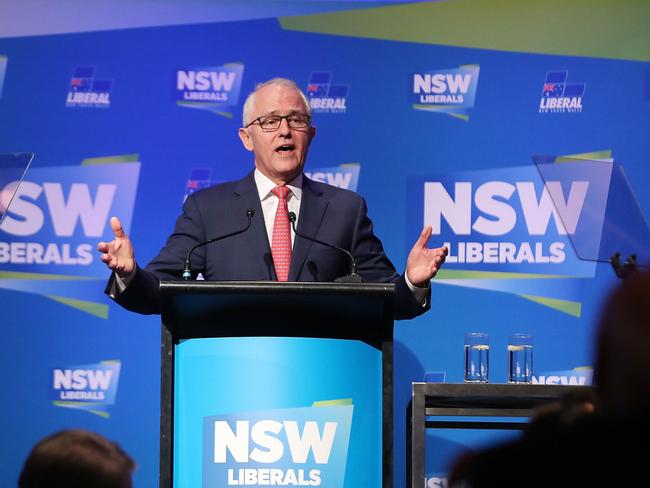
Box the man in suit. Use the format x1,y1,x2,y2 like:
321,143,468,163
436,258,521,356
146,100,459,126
98,78,447,319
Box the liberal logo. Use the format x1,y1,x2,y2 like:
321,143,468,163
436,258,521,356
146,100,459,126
306,72,349,113
532,367,593,385
411,65,480,121
66,66,112,108
0,55,7,98
184,167,213,202
51,360,121,418
410,151,614,316
539,71,585,114
174,63,244,117
305,163,359,191
0,154,140,318
203,402,353,487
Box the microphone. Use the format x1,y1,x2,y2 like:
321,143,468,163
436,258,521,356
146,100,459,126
288,212,362,283
182,208,255,280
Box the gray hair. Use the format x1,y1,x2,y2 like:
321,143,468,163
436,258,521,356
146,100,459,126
242,78,312,126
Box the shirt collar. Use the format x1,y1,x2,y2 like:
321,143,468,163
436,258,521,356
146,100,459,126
254,168,302,203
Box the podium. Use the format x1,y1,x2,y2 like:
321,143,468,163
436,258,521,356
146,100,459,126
158,281,395,488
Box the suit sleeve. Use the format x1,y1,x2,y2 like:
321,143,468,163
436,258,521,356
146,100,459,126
350,197,431,320
105,193,208,315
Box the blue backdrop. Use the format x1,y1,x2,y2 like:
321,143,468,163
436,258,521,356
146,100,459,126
1,1,649,486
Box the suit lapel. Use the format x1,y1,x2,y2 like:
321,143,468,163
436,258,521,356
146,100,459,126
289,177,328,281
233,171,275,280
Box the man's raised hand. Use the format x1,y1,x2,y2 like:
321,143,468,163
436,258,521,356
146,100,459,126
405,225,448,288
97,217,135,278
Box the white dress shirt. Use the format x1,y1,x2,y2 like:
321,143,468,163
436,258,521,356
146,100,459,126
254,169,301,248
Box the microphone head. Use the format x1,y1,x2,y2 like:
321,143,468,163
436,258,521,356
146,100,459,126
246,208,255,218
288,212,297,223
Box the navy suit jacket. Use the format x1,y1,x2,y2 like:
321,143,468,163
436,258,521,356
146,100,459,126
110,171,429,319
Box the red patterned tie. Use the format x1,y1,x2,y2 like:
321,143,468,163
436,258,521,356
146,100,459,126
271,186,292,281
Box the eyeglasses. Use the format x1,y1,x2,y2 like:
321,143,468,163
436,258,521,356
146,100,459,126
245,113,311,132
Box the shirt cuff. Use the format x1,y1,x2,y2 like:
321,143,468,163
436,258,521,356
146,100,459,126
404,271,429,307
108,267,136,299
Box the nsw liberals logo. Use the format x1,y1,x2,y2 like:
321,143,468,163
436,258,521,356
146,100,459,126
66,66,112,108
411,65,480,121
533,367,593,385
174,63,244,117
0,155,140,319
426,473,449,488
411,153,614,316
306,72,349,113
203,402,353,487
51,360,121,418
539,71,585,114
0,55,7,98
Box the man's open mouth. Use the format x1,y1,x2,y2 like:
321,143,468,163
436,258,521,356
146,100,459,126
275,144,295,153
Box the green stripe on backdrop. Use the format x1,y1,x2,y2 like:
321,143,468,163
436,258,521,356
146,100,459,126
0,270,98,280
280,0,650,62
555,149,613,162
81,154,139,165
518,293,582,317
436,269,573,280
312,398,353,407
52,401,110,418
44,294,108,319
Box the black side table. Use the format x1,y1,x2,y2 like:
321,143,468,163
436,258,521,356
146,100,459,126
408,382,593,487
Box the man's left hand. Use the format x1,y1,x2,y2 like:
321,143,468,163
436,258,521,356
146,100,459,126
406,225,448,288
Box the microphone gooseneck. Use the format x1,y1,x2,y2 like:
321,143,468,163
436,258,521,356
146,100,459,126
288,211,362,283
182,208,255,280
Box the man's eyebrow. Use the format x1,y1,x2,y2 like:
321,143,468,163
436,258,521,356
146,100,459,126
264,109,304,116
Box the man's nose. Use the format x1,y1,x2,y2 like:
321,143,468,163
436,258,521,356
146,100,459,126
278,117,292,136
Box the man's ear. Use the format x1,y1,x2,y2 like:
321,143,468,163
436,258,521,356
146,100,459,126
238,127,254,151
308,125,316,145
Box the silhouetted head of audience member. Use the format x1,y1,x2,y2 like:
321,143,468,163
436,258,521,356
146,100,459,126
448,386,597,486
449,272,650,487
19,429,135,488
593,270,650,416
526,386,596,432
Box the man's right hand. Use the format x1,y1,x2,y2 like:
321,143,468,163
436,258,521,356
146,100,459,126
97,216,135,278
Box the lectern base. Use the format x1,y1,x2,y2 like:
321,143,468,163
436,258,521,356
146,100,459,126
174,337,382,488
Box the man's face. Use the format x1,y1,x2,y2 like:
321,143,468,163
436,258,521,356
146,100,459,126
239,83,315,185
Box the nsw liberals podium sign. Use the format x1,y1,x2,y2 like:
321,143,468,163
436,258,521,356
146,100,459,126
203,404,353,487
174,337,381,487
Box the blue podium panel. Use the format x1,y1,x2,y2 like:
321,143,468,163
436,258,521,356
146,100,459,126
174,337,382,488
